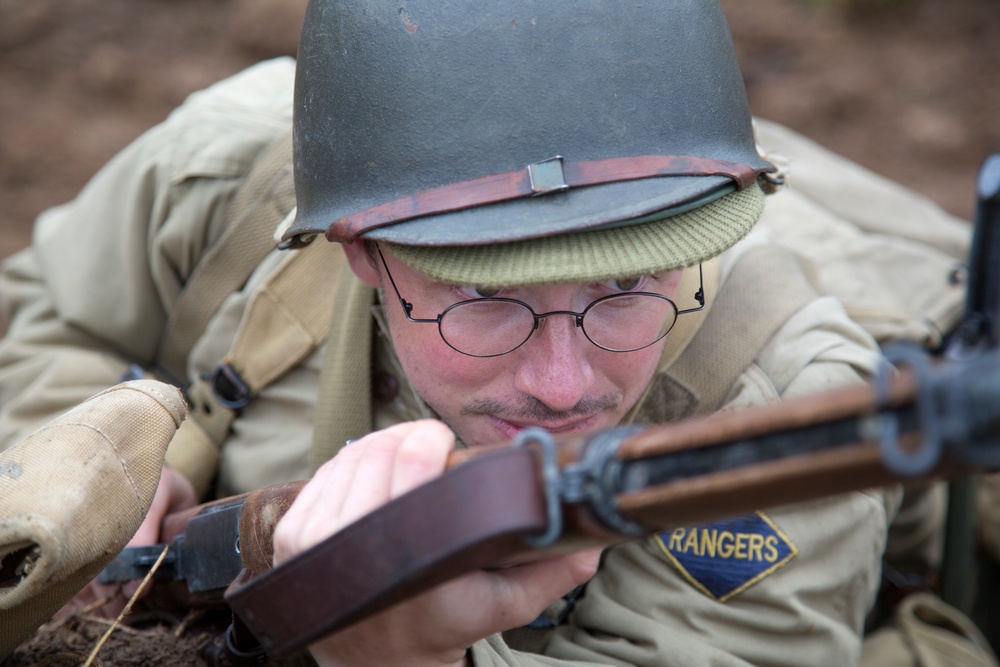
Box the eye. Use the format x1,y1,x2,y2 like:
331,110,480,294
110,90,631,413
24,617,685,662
458,285,503,299
605,276,644,292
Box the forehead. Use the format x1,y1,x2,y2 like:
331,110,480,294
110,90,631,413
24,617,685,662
381,245,676,291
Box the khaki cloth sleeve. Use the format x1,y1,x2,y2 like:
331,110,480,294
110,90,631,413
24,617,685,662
470,634,605,667
542,297,896,667
0,58,295,459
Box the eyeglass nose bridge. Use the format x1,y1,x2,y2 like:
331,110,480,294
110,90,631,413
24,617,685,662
530,308,587,333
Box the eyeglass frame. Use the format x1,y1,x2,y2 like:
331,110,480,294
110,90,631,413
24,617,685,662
375,244,705,358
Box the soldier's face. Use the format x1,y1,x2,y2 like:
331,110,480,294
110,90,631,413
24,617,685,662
345,243,679,447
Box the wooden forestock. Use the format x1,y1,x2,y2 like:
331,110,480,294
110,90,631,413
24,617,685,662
614,366,938,528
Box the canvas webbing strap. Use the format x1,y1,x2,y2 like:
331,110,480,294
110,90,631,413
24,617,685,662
167,241,347,497
307,273,376,474
668,243,820,416
156,130,295,382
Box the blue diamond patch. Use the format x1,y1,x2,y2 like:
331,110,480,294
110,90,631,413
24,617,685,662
654,511,798,602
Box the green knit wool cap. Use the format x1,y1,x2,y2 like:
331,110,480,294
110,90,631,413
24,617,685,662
385,183,765,287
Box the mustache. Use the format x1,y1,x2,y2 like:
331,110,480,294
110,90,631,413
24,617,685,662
461,392,622,422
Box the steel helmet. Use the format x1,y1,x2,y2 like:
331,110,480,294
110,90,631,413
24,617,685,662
285,0,774,286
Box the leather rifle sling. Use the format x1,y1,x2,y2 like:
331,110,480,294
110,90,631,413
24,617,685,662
225,446,548,657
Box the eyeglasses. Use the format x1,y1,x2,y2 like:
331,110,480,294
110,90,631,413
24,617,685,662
376,245,705,358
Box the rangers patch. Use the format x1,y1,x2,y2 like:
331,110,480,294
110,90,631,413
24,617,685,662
654,512,798,602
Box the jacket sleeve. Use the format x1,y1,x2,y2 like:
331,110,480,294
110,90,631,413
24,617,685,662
0,58,295,450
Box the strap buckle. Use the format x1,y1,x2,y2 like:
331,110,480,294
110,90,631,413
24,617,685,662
528,156,570,196
205,363,252,410
514,425,647,548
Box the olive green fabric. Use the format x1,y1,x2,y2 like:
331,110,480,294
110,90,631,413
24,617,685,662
387,184,765,288
0,380,187,658
307,267,375,473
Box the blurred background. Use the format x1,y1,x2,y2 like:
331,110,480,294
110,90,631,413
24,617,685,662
0,0,997,262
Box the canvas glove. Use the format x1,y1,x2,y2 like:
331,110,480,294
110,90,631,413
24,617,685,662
0,380,187,657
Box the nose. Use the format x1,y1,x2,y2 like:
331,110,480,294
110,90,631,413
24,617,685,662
513,313,595,413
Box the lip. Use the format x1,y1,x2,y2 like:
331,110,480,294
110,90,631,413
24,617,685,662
488,414,601,441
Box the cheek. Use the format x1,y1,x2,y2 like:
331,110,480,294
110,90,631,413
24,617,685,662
594,342,664,400
389,320,505,399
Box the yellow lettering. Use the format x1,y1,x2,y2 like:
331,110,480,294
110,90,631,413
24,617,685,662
718,531,734,558
671,527,785,563
734,534,748,559
668,528,685,551
764,535,779,563
684,527,701,555
701,529,718,558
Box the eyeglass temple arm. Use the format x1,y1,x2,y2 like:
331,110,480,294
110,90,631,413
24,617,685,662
376,244,443,324
676,263,705,316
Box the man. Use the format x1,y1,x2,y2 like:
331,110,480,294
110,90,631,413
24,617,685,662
0,0,983,664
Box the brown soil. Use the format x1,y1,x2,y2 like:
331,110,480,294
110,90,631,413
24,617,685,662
1,0,999,662
2,599,315,666
4,613,212,667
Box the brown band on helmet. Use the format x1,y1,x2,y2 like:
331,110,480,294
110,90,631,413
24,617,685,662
326,155,764,243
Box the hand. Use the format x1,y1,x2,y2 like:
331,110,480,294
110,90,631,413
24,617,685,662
273,420,601,667
56,465,197,619
128,464,198,548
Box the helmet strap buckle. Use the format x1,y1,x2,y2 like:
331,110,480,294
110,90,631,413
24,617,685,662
528,156,570,196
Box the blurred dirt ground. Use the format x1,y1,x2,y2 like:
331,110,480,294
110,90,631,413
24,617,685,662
1,0,998,263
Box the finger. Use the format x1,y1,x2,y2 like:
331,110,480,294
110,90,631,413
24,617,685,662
127,468,171,547
377,548,603,656
485,549,602,626
290,436,368,525
335,428,412,527
389,420,454,498
274,441,368,562
128,467,198,547
276,422,425,561
165,466,198,512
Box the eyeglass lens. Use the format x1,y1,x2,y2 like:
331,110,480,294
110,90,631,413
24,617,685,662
438,293,678,357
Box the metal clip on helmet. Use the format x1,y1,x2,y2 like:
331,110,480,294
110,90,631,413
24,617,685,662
285,0,774,287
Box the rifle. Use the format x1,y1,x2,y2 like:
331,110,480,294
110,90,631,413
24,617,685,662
101,154,1000,658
